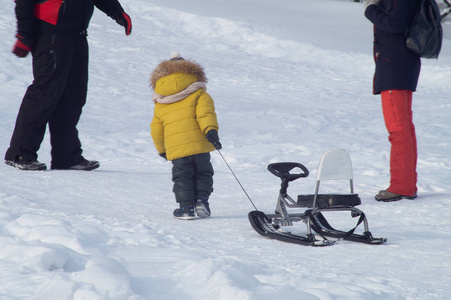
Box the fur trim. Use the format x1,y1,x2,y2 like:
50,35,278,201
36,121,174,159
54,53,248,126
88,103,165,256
150,59,207,89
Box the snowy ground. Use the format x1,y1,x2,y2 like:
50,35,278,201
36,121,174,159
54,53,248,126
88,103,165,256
1,0,450,299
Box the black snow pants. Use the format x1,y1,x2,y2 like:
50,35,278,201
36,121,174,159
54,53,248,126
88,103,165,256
171,152,214,205
5,33,89,169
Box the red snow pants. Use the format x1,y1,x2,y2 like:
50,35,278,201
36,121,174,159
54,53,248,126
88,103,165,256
381,90,417,196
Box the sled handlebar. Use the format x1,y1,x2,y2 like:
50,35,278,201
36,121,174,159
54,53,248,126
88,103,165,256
267,162,309,182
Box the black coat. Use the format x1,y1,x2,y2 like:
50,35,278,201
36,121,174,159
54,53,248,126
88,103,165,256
15,0,124,47
365,0,421,95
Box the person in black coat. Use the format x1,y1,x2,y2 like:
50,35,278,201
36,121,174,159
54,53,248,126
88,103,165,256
5,0,132,171
365,0,420,202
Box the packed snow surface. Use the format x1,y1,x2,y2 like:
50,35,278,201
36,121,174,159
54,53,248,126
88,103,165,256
1,0,450,299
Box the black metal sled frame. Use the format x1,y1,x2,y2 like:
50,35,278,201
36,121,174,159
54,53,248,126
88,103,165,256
248,210,335,246
248,149,387,246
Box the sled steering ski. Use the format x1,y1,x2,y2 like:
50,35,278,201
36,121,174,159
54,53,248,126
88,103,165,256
248,149,387,246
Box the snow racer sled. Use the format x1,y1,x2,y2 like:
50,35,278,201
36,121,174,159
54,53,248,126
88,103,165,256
248,149,387,246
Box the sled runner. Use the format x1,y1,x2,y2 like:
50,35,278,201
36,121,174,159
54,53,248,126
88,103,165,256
248,149,387,246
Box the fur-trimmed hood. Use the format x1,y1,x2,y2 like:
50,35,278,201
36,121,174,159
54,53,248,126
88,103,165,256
150,59,207,90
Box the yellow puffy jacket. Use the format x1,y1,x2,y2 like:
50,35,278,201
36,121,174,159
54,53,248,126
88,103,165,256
150,59,219,161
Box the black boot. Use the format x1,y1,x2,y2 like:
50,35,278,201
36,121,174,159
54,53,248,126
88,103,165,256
5,156,47,171
173,203,196,220
67,159,99,171
52,159,100,171
195,195,211,218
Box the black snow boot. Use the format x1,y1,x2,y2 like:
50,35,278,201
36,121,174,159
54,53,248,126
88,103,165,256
52,159,100,171
5,156,47,171
173,203,196,220
67,159,100,171
195,195,211,218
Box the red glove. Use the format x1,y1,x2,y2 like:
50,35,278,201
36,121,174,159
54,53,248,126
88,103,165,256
12,35,32,58
115,11,132,35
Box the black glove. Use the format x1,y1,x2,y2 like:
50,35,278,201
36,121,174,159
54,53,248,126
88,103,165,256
12,35,32,58
114,11,132,35
159,153,167,160
206,130,222,150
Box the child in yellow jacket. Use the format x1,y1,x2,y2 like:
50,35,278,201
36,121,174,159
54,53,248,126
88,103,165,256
150,52,222,220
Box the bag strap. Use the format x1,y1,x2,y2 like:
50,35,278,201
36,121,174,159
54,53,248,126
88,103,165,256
405,0,423,36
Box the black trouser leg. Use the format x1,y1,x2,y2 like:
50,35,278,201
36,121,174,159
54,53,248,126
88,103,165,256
193,152,214,196
49,35,88,169
172,156,197,204
172,153,214,204
5,34,87,165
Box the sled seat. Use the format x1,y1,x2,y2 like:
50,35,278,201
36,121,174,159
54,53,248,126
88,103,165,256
297,194,361,208
308,148,359,210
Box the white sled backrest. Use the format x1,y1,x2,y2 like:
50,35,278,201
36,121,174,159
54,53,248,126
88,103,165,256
317,149,353,181
313,149,354,200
